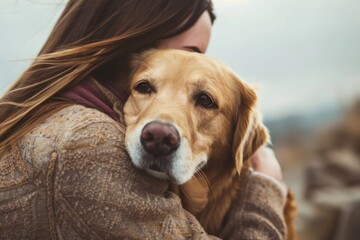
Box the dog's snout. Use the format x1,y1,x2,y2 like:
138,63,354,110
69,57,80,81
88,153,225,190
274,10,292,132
141,121,180,156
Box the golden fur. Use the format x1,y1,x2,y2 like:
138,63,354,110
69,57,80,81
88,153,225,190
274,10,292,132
124,49,296,239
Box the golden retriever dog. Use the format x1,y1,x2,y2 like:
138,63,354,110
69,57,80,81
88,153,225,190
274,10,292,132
124,49,296,239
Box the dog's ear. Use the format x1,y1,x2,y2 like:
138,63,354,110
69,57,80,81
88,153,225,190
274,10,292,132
241,113,269,162
232,78,269,174
129,49,155,75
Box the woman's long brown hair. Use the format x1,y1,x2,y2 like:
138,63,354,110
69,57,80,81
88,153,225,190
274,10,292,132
0,0,215,156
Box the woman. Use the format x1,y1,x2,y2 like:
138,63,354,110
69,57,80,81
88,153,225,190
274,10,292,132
0,1,287,239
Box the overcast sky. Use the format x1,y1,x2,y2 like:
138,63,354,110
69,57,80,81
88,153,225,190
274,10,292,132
1,0,359,120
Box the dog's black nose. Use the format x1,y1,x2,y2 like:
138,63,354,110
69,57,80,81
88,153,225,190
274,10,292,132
141,121,180,156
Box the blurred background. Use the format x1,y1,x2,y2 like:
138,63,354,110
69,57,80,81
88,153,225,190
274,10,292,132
1,0,359,239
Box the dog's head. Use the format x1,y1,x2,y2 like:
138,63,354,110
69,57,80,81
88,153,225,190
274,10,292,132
124,49,268,185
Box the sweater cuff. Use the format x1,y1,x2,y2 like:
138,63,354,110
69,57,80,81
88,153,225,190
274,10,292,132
250,171,287,206
219,167,287,239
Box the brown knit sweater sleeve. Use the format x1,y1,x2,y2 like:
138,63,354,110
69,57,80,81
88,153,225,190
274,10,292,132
220,169,287,240
0,105,286,239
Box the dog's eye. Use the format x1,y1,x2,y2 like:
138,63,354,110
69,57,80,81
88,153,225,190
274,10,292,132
134,81,154,94
196,93,217,109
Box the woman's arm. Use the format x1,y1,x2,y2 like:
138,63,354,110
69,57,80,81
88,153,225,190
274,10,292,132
49,106,286,239
220,167,287,240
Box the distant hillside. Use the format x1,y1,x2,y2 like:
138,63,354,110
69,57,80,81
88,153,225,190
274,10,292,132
265,106,342,145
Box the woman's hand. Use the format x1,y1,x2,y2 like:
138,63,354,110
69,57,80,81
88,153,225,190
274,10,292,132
250,146,287,191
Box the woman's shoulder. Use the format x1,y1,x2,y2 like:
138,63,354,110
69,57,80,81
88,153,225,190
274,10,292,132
20,104,125,169
30,104,123,139
45,104,124,134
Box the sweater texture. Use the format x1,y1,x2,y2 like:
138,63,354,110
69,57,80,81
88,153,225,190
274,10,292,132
0,103,286,239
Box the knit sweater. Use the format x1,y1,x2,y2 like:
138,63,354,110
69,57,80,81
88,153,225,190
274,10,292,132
0,105,286,239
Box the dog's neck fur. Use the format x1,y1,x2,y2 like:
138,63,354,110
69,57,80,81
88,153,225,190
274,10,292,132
197,161,244,234
172,156,243,235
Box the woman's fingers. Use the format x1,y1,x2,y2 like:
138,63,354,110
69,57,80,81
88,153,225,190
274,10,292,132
250,147,287,190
